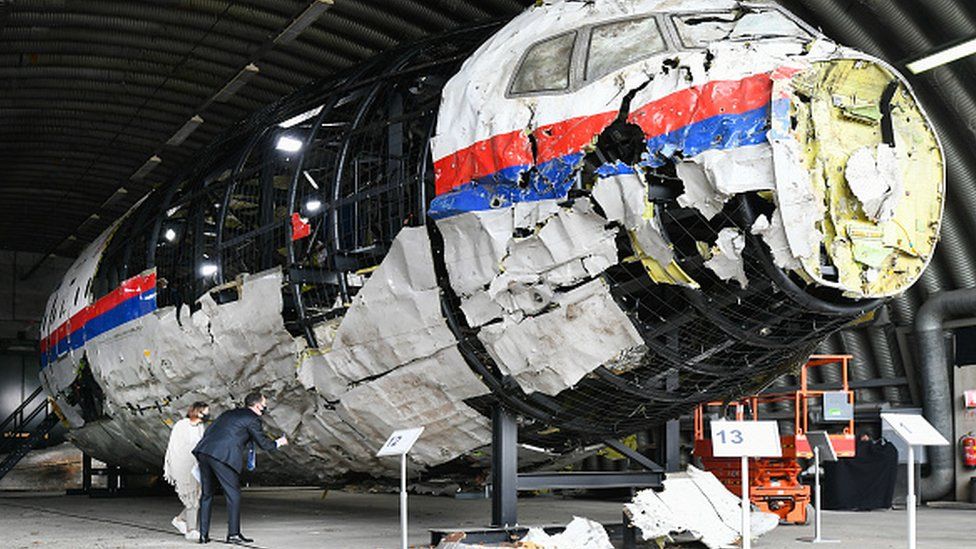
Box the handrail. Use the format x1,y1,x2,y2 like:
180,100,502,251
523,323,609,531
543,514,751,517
0,386,45,434
18,399,51,431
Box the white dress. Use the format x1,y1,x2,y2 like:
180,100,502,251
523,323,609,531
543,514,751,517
163,418,205,508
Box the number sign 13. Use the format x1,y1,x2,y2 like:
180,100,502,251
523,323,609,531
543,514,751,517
710,420,782,458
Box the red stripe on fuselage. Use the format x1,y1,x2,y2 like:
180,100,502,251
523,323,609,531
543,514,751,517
434,131,533,196
627,72,772,137
39,271,156,354
433,73,773,195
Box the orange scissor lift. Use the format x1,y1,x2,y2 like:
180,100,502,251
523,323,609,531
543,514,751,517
693,355,856,525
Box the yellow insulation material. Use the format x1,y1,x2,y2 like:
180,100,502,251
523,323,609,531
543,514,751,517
787,59,943,297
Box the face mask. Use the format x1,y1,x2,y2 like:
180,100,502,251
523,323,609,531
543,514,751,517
200,413,211,422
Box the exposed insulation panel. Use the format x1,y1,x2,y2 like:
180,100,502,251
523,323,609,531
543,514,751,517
769,59,944,297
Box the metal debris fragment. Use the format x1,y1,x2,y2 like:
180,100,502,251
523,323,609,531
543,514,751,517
704,228,748,288
625,467,779,549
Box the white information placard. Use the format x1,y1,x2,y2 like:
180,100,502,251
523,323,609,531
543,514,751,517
806,431,839,462
711,420,782,457
376,426,425,457
880,414,949,446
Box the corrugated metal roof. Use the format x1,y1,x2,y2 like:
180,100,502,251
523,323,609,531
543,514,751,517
0,0,525,257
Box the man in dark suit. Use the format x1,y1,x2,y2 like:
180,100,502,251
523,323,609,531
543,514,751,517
193,391,288,544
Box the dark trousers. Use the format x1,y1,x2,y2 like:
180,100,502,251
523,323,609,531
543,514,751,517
198,454,243,537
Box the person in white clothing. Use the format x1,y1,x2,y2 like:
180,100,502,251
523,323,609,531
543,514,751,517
164,401,209,541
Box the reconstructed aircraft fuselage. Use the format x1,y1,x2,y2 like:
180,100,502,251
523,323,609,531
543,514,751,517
38,0,943,482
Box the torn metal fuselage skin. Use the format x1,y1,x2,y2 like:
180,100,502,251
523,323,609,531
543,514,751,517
37,0,943,483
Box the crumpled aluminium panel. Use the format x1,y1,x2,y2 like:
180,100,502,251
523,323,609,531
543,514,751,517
479,279,643,395
522,516,614,548
624,466,779,548
437,196,645,396
43,228,491,480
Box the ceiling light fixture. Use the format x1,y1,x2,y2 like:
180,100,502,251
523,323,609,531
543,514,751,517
212,64,260,103
305,198,322,212
100,187,129,208
274,0,334,46
279,105,324,129
276,135,304,153
166,115,205,146
131,155,162,180
907,37,976,74
303,170,320,189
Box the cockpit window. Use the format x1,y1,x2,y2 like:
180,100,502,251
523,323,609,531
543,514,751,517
586,17,667,82
511,31,576,95
673,9,809,49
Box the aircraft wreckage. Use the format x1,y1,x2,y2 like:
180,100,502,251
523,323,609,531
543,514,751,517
39,0,943,482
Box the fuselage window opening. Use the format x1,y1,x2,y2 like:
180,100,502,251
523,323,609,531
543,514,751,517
585,16,668,82
510,31,577,95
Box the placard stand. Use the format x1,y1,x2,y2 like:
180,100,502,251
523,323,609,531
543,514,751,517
740,455,750,548
799,431,839,544
377,426,425,549
710,417,782,549
880,414,950,549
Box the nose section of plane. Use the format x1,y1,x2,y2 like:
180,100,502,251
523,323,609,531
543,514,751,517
767,58,945,299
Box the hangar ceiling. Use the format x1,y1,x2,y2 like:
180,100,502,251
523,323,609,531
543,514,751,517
0,0,525,260
1,0,975,400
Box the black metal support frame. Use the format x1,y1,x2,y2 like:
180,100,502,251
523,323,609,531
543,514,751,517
484,404,665,546
491,404,518,528
67,455,169,498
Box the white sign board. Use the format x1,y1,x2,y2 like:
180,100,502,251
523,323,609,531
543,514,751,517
806,431,839,462
376,426,425,457
711,420,782,457
880,414,949,446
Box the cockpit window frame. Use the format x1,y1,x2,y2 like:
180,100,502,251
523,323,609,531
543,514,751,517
507,30,580,98
582,15,671,84
505,5,818,98
506,15,681,98
667,6,816,51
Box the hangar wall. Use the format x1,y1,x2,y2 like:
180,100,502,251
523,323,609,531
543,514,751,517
0,251,70,439
0,251,72,341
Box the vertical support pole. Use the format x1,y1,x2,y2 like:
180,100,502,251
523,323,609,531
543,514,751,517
491,404,518,528
623,508,636,549
814,446,821,541
82,453,92,493
400,453,407,549
665,371,680,472
107,465,116,494
907,445,916,549
741,455,750,549
665,419,681,472
623,488,637,549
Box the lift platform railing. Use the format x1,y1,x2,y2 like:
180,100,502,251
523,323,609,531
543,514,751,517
691,354,856,524
693,354,856,457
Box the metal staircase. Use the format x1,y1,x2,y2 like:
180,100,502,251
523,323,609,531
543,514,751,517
0,386,60,482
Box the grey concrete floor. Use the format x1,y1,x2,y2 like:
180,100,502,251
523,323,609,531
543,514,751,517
0,488,973,548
